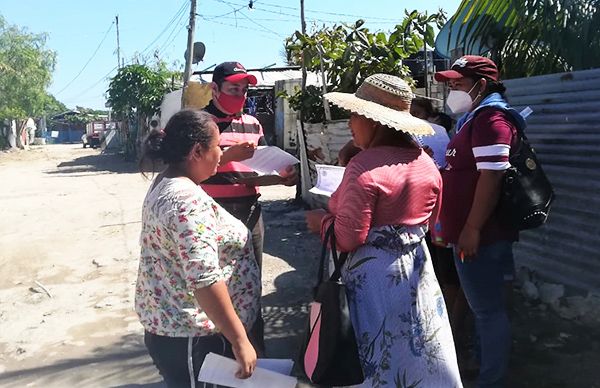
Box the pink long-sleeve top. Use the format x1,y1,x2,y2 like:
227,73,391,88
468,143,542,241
321,146,442,252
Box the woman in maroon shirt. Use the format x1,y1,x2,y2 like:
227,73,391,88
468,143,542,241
305,74,462,387
435,56,525,388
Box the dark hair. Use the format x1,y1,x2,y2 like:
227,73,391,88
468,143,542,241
431,112,454,133
212,78,224,88
485,79,507,98
470,77,507,99
411,97,435,118
140,109,216,170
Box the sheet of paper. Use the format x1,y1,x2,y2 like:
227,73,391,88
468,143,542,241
309,164,345,197
198,353,297,388
239,146,299,176
413,123,450,168
256,358,295,376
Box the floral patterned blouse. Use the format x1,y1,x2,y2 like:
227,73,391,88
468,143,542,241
135,176,260,337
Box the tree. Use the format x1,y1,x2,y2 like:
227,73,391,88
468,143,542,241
0,15,58,148
284,11,446,122
106,62,180,158
440,0,600,78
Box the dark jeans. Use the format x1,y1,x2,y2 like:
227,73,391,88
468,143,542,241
454,241,514,388
144,331,233,388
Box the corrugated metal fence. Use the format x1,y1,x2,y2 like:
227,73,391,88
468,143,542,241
504,68,600,293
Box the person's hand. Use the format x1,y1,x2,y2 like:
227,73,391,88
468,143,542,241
222,142,256,163
280,164,299,186
305,209,328,234
232,338,257,379
338,140,361,167
457,224,481,259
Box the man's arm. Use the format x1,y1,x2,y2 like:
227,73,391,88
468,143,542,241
219,142,257,165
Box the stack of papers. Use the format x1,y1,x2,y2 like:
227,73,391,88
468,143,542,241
413,123,450,168
309,164,346,197
198,352,297,388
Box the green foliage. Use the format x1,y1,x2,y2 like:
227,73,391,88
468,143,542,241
106,61,180,159
49,106,106,127
284,11,446,123
279,85,350,123
106,62,179,119
0,15,58,121
43,94,67,117
445,0,600,78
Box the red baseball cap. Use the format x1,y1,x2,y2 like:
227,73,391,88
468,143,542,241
212,62,257,85
434,55,499,82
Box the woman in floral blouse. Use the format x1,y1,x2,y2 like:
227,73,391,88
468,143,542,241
136,109,260,387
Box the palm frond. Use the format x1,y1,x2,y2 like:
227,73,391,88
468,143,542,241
440,0,600,78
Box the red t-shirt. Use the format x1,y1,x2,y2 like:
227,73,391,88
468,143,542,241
437,108,519,245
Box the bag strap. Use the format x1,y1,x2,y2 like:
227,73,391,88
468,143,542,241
469,106,527,157
316,223,349,286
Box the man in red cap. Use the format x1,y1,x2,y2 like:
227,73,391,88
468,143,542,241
201,61,297,356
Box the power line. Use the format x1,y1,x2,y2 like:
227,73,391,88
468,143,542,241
197,16,282,41
62,64,119,102
212,0,402,22
233,9,284,37
207,0,402,27
55,21,115,96
157,6,190,54
139,0,188,56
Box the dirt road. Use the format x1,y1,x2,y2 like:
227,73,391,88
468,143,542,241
0,144,318,387
1,144,599,388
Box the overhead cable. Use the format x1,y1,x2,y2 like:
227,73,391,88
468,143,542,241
55,21,115,96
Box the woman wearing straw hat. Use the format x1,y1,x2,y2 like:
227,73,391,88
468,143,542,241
306,74,462,387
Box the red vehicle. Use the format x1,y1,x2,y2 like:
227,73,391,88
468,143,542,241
82,132,101,148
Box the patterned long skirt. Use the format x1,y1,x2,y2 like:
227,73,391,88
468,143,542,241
341,225,462,388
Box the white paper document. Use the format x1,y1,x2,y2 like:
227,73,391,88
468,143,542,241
239,146,300,176
256,358,295,376
413,123,450,168
309,164,346,197
198,352,297,388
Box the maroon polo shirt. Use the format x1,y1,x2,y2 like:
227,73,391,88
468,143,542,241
437,109,519,245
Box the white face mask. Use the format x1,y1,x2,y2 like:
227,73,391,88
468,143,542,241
446,83,479,114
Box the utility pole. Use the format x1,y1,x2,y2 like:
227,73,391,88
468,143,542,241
115,15,122,69
183,0,197,88
300,0,307,93
423,28,429,98
296,0,308,202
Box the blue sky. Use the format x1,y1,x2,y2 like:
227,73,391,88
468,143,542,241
0,0,461,110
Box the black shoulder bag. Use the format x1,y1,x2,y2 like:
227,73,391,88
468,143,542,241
299,223,364,386
491,110,555,230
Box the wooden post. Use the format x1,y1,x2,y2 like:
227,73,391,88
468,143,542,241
182,0,197,107
115,15,122,69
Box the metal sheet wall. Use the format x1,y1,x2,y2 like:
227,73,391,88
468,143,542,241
504,68,600,293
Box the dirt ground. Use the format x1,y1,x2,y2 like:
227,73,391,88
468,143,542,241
1,144,599,388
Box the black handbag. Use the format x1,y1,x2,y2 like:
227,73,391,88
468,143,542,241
496,114,555,230
300,223,364,386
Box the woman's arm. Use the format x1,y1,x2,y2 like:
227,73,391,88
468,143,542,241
174,187,256,378
327,162,376,252
457,169,504,257
194,282,256,379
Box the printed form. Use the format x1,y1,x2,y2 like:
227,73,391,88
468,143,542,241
198,352,297,388
239,146,299,176
309,164,346,197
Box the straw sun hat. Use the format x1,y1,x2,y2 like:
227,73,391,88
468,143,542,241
324,73,434,136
